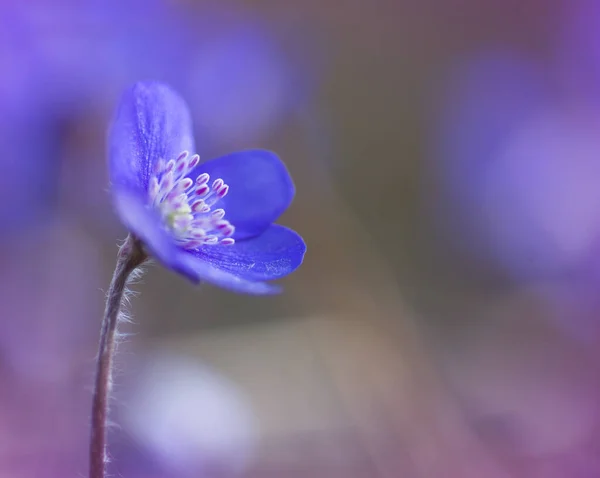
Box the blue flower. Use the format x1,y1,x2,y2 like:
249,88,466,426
109,81,306,294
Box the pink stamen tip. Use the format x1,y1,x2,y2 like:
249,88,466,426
180,178,193,190
220,238,235,246
195,185,210,196
161,171,174,189
176,151,189,161
212,178,224,190
165,160,175,173
217,185,229,198
222,226,235,237
196,173,210,185
211,209,225,219
203,236,219,245
188,154,200,169
191,200,205,211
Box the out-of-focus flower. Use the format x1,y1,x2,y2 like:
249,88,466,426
110,81,306,294
0,0,190,233
556,0,600,106
0,112,60,237
0,0,187,110
475,109,600,276
427,52,600,279
117,353,257,477
0,0,316,234
182,11,314,150
0,220,101,382
2,0,311,133
428,49,600,343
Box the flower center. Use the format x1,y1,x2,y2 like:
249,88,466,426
149,151,235,249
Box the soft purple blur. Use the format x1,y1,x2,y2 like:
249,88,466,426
3,0,600,477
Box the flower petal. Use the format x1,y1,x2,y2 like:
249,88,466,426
173,253,281,295
109,81,195,194
192,225,306,281
113,188,279,295
193,150,294,239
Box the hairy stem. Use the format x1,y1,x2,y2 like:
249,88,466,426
89,235,147,478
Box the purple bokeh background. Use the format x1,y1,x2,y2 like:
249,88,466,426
2,0,600,477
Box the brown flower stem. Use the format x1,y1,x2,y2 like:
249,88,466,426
89,235,147,478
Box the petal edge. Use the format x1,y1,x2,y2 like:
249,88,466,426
193,224,306,281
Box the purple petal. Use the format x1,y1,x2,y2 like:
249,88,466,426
114,188,279,294
109,81,195,194
112,188,189,272
174,253,281,294
193,150,294,239
193,225,306,281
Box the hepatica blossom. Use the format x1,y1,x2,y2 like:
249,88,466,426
109,81,306,294
91,81,305,478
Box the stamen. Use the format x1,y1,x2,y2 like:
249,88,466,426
160,171,174,192
188,154,200,169
192,229,208,238
212,178,224,191
176,151,189,162
153,158,166,175
196,173,209,185
148,151,236,250
220,225,235,237
216,185,229,198
202,236,219,245
191,199,206,212
178,177,193,191
175,154,188,173
195,184,210,197
170,194,188,209
211,209,225,219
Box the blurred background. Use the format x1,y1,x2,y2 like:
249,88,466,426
2,0,600,477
